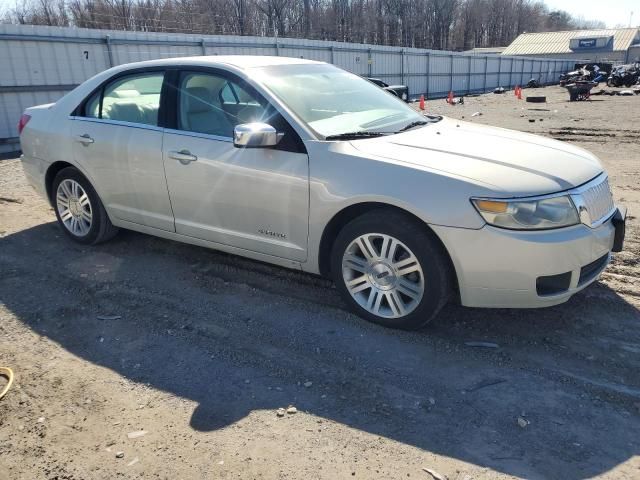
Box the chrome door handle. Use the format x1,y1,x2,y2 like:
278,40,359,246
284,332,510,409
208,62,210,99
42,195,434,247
75,134,94,145
169,150,198,164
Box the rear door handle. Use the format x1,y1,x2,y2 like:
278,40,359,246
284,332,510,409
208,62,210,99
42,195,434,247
168,150,198,164
75,134,94,145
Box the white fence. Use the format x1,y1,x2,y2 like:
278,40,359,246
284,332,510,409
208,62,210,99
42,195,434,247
0,24,575,154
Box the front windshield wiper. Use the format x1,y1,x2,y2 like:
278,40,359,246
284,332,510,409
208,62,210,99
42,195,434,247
394,120,430,133
391,115,444,134
324,131,389,141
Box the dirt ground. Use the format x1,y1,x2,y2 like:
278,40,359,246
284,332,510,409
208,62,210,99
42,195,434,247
1,85,639,480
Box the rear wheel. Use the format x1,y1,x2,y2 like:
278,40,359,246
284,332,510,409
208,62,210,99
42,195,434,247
52,167,119,245
331,210,452,330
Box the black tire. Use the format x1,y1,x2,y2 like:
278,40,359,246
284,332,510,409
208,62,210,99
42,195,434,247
51,166,119,245
330,209,452,330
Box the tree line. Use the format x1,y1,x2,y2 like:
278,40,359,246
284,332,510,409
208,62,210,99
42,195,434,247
2,0,606,51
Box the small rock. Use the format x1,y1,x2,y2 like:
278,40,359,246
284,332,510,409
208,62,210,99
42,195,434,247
244,379,250,384
116,451,125,458
422,467,447,480
127,430,147,439
97,315,121,321
286,406,298,414
303,381,313,388
517,416,530,428
471,112,482,117
276,408,285,417
37,417,45,423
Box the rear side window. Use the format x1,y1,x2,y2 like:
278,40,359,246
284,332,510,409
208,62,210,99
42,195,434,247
81,72,164,126
84,90,100,118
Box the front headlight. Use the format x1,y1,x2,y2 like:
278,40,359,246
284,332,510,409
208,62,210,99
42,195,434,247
471,195,579,230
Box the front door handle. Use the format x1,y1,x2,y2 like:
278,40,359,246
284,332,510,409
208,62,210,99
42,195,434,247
75,134,94,145
168,150,198,164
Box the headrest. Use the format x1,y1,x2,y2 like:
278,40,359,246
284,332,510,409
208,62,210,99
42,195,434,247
111,89,140,98
185,87,213,114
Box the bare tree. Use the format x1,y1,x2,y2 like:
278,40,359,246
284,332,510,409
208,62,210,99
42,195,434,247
2,0,607,50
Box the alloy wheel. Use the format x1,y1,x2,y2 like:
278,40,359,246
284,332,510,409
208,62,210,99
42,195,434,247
56,179,92,237
341,233,424,319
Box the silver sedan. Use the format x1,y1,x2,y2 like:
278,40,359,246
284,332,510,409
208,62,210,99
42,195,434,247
19,56,626,329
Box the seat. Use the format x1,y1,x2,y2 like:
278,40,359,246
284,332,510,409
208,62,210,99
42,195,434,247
182,87,233,137
105,102,144,124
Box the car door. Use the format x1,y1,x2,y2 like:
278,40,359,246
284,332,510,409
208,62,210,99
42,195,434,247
162,69,309,262
71,70,175,232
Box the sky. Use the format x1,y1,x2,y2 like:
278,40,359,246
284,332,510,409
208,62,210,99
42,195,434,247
544,0,637,28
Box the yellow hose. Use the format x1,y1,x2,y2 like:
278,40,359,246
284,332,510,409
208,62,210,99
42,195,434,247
0,367,14,400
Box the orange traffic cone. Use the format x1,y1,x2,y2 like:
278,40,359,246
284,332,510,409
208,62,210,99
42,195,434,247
447,91,454,105
419,94,425,111
514,85,520,96
517,86,523,100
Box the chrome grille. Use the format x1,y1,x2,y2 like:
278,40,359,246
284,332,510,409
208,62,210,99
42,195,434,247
579,177,615,226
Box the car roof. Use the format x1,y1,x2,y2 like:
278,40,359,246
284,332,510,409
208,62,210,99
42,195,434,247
116,55,324,71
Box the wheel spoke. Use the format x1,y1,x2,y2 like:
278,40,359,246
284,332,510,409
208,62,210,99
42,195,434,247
366,289,383,314
79,219,90,234
356,235,377,261
56,194,69,208
394,256,420,276
347,275,370,294
60,209,73,222
81,210,92,222
78,193,90,207
386,291,406,317
397,279,422,300
380,236,398,262
343,253,368,273
60,181,72,198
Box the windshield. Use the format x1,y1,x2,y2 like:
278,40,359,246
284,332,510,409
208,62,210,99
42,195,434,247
251,63,427,139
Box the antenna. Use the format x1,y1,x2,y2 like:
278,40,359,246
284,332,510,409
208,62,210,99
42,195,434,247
630,11,634,27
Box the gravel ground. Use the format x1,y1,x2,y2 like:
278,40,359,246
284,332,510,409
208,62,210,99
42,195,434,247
0,85,639,480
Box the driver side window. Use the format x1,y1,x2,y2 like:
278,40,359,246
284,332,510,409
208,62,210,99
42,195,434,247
177,72,268,137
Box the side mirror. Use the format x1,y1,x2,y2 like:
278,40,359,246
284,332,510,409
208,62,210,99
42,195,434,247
233,122,283,148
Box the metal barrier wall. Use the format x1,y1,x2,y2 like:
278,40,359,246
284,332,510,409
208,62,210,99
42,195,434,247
0,24,575,153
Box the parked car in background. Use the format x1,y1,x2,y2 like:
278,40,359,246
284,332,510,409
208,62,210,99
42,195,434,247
19,56,625,329
365,77,410,102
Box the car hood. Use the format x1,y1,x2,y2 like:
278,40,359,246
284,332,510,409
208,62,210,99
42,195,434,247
350,117,603,197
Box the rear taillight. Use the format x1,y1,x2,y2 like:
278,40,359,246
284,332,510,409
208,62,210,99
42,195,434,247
17,113,31,135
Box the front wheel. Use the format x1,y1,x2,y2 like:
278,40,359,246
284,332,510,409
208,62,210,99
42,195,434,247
331,210,452,330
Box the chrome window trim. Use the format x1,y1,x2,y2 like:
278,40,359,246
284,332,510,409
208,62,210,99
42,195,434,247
69,116,235,143
162,128,233,143
69,116,163,132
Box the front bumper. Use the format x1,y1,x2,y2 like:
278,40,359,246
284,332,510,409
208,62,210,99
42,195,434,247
432,207,625,308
